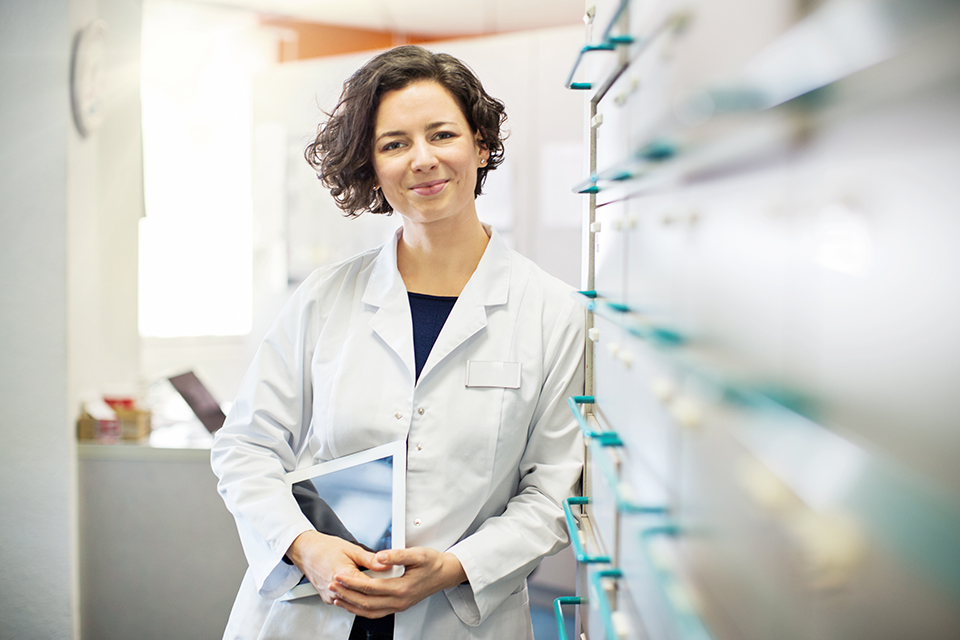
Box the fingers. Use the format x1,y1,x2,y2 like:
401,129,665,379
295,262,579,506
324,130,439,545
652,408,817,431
330,578,409,617
332,597,394,619
347,546,390,572
329,547,461,616
291,533,391,603
334,571,393,596
374,546,429,567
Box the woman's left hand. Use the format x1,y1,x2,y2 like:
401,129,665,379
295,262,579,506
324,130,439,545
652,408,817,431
329,547,467,618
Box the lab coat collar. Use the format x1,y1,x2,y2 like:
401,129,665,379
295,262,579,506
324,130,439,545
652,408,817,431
362,223,512,384
363,226,415,379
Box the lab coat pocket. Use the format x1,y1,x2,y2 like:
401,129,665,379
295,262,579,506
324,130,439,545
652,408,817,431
464,361,522,388
258,597,353,640
485,583,533,640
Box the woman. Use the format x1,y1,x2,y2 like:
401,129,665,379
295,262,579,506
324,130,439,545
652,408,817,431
211,45,584,640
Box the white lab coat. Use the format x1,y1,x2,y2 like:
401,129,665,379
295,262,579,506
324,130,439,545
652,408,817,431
211,225,585,640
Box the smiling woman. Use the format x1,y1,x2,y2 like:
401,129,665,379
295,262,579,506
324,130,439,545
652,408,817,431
211,45,585,640
305,45,506,217
371,81,489,228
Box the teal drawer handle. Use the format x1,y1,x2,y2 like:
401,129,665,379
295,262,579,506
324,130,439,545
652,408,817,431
554,596,582,640
639,524,717,640
564,496,612,564
589,568,627,639
570,395,669,514
588,437,669,515
568,395,623,446
564,43,615,91
564,38,636,91
564,0,635,90
570,293,686,347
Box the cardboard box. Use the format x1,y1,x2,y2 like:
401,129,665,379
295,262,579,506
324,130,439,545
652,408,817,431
115,408,152,440
76,409,121,442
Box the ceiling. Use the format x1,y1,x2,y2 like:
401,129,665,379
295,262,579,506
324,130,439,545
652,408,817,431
185,0,586,35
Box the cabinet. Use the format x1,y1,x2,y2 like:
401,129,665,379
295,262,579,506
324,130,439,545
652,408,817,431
560,0,960,638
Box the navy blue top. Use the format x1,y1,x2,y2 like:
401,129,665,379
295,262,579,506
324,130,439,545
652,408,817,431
408,291,458,381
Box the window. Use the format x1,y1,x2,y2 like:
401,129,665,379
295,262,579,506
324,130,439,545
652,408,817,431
139,1,274,337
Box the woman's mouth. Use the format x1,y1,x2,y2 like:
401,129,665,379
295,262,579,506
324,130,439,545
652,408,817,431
410,180,448,196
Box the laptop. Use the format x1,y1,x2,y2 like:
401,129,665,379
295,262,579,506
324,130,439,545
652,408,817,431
168,371,226,433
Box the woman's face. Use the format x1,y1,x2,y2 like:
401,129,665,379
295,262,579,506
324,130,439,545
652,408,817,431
371,80,489,228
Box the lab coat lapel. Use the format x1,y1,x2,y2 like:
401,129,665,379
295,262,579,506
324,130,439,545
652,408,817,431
362,228,415,380
417,226,511,383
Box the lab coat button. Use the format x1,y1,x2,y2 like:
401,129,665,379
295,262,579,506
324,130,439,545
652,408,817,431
394,412,402,420
416,443,423,451
418,407,425,415
414,518,421,526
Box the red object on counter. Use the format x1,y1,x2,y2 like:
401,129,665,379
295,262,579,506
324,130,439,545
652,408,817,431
103,396,136,411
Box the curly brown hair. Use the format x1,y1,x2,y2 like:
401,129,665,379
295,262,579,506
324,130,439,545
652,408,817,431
304,45,507,217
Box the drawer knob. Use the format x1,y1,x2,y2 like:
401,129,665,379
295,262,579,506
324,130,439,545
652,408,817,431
791,511,867,590
670,397,702,428
736,456,793,512
651,377,676,402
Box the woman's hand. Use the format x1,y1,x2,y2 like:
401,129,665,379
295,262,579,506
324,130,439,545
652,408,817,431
329,547,467,618
285,531,392,605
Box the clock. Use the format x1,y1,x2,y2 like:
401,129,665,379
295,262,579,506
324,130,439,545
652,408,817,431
70,19,108,137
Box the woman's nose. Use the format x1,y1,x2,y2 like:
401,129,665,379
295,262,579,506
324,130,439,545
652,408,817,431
410,140,438,171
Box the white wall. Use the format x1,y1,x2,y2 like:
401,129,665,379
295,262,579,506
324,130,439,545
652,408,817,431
0,0,143,637
0,2,76,638
68,0,144,404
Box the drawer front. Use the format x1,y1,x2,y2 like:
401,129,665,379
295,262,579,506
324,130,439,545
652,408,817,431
614,330,682,494
586,432,621,564
592,313,627,434
676,400,812,640
675,382,960,640
593,199,628,301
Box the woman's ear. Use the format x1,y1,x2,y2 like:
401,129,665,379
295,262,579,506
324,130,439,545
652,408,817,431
478,147,490,167
475,133,490,167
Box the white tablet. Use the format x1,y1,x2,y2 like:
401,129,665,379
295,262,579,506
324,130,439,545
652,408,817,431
280,440,406,600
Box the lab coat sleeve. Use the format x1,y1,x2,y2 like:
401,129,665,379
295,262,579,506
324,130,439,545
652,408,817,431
210,277,323,599
445,295,585,625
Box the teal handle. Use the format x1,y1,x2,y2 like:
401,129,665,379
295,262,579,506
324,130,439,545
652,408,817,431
564,0,635,90
568,395,623,445
599,0,633,43
639,524,716,640
564,496,612,564
588,437,669,515
554,596,582,640
570,292,686,347
589,568,626,640
569,395,668,514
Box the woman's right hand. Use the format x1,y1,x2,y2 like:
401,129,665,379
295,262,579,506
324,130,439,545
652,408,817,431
285,531,391,605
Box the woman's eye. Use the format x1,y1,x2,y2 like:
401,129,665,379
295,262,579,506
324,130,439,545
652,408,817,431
434,131,456,140
382,141,403,151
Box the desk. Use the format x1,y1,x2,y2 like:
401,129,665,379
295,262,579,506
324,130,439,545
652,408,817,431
78,423,246,640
